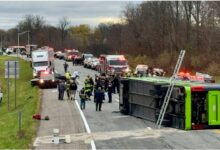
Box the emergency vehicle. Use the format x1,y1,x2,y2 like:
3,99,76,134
31,47,54,77
64,49,79,61
98,55,130,75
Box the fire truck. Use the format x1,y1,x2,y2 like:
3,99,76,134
98,55,130,75
64,49,79,61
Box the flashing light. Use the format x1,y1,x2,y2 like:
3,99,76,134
39,79,44,84
118,56,125,61
192,124,204,130
185,72,190,76
43,70,49,75
191,86,205,92
179,72,185,76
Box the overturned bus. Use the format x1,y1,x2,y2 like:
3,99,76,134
119,77,220,130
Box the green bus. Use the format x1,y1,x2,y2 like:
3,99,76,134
119,76,220,130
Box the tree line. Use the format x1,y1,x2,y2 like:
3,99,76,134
0,1,219,74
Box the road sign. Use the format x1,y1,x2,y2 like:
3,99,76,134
5,61,19,78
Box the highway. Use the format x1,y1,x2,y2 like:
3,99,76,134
34,58,220,149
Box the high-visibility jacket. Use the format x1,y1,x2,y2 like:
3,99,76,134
65,72,71,80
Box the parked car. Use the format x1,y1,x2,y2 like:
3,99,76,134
54,51,62,58
135,64,149,76
83,57,93,68
90,58,100,70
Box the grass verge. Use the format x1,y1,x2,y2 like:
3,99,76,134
0,56,39,149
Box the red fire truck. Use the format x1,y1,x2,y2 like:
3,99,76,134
98,55,130,75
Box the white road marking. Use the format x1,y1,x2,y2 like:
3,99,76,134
75,100,96,150
114,98,119,102
147,127,152,130
112,116,129,119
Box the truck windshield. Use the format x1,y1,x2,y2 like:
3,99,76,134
33,61,48,67
109,60,127,66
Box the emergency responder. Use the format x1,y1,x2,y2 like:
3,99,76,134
79,87,87,110
69,80,78,100
107,82,113,103
113,75,120,93
65,71,71,81
65,80,71,100
95,87,104,111
63,61,69,73
88,75,94,94
58,80,65,100
84,75,93,99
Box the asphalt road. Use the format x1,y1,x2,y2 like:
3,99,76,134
35,58,220,149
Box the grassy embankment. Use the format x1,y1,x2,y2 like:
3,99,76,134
0,56,40,148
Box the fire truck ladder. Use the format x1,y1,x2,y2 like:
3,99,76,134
156,50,186,128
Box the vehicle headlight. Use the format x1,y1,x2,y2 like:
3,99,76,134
52,79,55,82
39,79,44,84
124,67,131,72
33,72,37,77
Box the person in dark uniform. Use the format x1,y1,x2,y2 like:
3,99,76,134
63,61,69,73
95,87,104,111
58,80,66,100
113,75,120,93
107,82,113,103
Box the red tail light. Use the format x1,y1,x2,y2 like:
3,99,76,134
192,124,204,130
191,86,205,92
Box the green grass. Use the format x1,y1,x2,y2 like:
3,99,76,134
0,56,40,149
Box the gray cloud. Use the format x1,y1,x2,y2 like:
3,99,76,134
0,1,142,30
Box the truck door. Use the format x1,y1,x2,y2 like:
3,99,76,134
208,91,220,125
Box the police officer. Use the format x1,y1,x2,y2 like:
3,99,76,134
107,82,113,103
113,75,120,94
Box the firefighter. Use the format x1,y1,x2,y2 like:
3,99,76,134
63,61,69,73
84,75,93,99
65,71,71,81
79,87,88,110
88,75,94,94
95,87,104,111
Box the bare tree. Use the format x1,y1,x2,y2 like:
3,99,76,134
58,17,70,49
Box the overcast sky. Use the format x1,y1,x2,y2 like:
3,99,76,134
0,1,143,30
